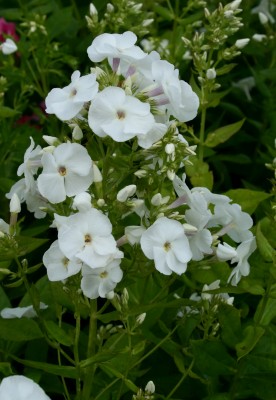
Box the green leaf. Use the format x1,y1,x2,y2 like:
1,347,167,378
255,297,276,326
0,318,43,341
191,340,237,376
224,189,271,214
236,325,265,359
12,357,77,378
0,106,20,118
0,362,13,376
44,320,73,347
205,119,245,148
79,351,120,368
218,304,242,348
216,63,237,75
100,364,138,392
256,222,276,262
186,156,213,190
153,4,174,20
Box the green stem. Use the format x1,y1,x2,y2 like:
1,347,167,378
198,103,207,162
166,359,194,399
82,299,97,400
74,307,82,400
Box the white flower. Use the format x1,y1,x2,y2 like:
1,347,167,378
150,60,199,122
201,280,234,305
45,70,99,121
43,240,82,281
137,123,167,149
141,217,192,275
57,209,119,269
0,375,51,400
87,31,146,65
81,254,123,299
88,87,155,141
125,225,146,245
0,38,17,54
251,0,275,23
217,242,237,260
17,137,42,191
227,237,257,285
0,303,48,319
37,142,93,203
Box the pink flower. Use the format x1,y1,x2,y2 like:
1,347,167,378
0,18,19,42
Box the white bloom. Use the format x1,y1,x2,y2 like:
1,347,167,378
88,87,155,141
0,218,9,234
137,123,167,149
117,185,136,202
202,280,234,305
43,240,82,281
251,0,275,23
125,225,146,245
57,209,118,269
37,142,93,203
87,31,146,65
17,137,42,191
45,70,99,121
0,375,51,400
81,254,123,299
227,237,257,285
0,38,17,54
141,217,192,275
0,303,48,319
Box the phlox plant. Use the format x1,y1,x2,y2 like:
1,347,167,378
0,1,276,400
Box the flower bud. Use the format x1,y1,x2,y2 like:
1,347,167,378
167,169,175,181
228,0,242,10
117,185,136,202
136,312,146,325
42,135,60,146
145,381,155,394
235,38,250,49
72,192,92,212
9,193,21,213
165,143,175,155
206,68,216,80
89,3,98,16
72,125,83,140
106,3,114,12
252,33,267,42
92,163,102,182
258,11,268,25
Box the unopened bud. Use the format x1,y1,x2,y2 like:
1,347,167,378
106,3,114,12
206,68,216,80
228,0,242,10
92,163,102,182
235,38,250,49
117,185,136,202
97,198,105,207
121,288,129,306
165,143,175,154
42,135,60,146
145,381,155,394
89,3,98,16
167,170,175,181
72,125,83,140
252,33,267,42
72,192,91,212
136,312,146,325
258,11,268,25
10,193,21,213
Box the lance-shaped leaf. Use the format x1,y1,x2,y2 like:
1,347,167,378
204,118,245,148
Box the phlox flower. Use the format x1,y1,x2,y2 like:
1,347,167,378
141,217,192,275
81,253,123,299
0,38,17,54
0,375,51,400
88,87,155,142
0,303,47,319
43,240,82,281
57,209,119,269
17,137,42,191
45,70,99,121
37,142,93,204
87,31,146,67
217,237,257,286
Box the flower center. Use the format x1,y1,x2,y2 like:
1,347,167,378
58,166,67,176
117,110,125,120
100,271,108,278
163,241,171,252
84,234,92,244
70,88,77,97
62,257,69,269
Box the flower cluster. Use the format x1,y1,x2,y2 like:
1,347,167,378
6,31,256,301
